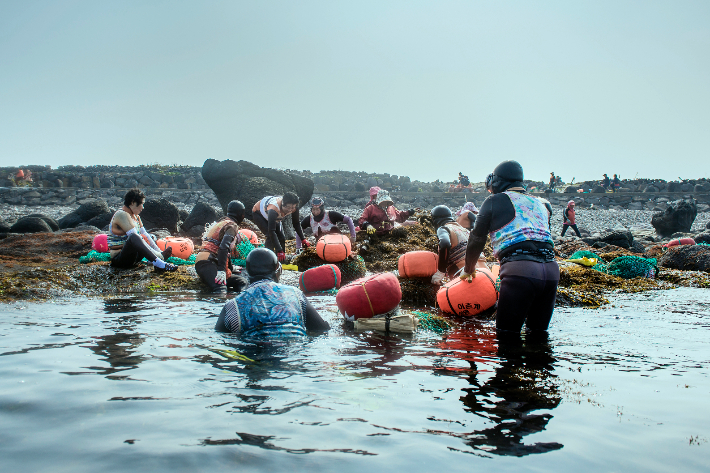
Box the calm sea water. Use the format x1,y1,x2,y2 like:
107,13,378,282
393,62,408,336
1,288,708,472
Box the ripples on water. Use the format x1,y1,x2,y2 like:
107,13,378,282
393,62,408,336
1,288,708,472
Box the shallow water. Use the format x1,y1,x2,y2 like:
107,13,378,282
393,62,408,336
1,288,709,472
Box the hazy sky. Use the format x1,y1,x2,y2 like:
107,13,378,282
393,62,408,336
2,1,709,183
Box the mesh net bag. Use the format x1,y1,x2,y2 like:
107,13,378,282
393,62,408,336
605,256,658,279
336,255,367,284
79,250,112,264
399,276,439,306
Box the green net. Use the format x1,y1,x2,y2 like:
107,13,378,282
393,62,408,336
412,310,455,333
166,254,196,265
231,239,256,268
605,256,658,279
79,250,112,263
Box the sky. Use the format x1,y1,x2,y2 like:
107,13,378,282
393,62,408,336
1,1,709,183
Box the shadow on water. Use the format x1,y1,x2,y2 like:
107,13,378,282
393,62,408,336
445,326,563,457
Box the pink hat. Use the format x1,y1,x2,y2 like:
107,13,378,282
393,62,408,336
456,202,478,216
568,200,575,207
369,186,381,197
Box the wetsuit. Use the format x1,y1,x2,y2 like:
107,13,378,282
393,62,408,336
464,190,558,333
601,176,610,190
214,280,330,337
296,210,356,247
437,222,470,277
561,207,581,237
195,217,248,292
252,196,305,254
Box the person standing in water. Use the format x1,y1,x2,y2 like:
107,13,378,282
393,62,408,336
460,161,558,334
296,196,357,249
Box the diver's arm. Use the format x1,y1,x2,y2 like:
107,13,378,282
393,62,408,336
304,300,330,331
436,227,451,273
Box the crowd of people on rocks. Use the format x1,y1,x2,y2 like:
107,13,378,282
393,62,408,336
102,159,560,341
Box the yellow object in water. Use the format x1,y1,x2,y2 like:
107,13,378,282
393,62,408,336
566,257,598,267
282,264,298,271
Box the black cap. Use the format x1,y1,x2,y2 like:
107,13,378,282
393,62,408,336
490,160,524,194
227,200,245,223
430,205,454,229
245,248,281,283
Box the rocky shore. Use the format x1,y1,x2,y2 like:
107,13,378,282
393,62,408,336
1,162,709,308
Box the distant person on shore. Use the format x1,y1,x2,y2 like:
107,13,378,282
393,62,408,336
612,174,621,193
214,248,330,337
455,202,478,230
548,172,557,192
601,173,611,191
458,172,470,187
358,189,417,236
561,201,581,237
460,160,558,334
108,188,177,271
297,196,356,249
252,193,306,262
194,200,249,292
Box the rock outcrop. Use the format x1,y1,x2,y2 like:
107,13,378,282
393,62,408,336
202,159,314,217
59,199,110,229
651,200,697,236
10,216,54,233
140,198,180,234
658,245,710,272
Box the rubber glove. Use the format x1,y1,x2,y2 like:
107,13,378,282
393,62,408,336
367,226,376,235
302,240,311,248
215,271,227,285
277,252,286,262
431,270,445,285
459,271,476,283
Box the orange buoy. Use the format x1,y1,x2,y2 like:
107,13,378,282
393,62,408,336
436,267,498,317
92,233,108,253
157,237,194,260
663,238,696,248
238,228,259,245
336,272,402,320
398,251,438,278
299,264,341,293
316,234,351,262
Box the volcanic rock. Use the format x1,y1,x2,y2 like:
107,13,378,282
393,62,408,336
183,201,223,230
58,199,110,229
694,233,710,244
651,200,697,237
140,198,180,234
658,245,710,272
202,159,314,217
10,216,54,233
26,214,59,231
85,212,114,230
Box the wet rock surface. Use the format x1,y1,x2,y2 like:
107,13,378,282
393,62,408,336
657,245,710,272
141,198,180,233
59,199,110,229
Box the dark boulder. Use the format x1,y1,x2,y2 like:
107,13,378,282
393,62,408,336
584,230,633,249
183,202,222,229
592,186,606,194
86,212,114,230
707,221,710,230
178,209,189,222
58,213,84,229
59,199,110,229
75,199,110,221
644,185,659,193
26,214,59,231
658,245,710,272
140,198,180,234
564,186,579,193
694,232,710,244
694,184,706,193
10,216,53,233
202,159,314,218
651,200,697,237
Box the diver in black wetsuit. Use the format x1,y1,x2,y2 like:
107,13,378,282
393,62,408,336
460,161,559,333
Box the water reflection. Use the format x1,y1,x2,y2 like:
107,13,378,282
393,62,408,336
445,328,563,456
78,298,148,376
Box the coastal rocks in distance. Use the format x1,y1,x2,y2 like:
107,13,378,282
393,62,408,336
202,159,314,218
59,199,110,229
140,198,180,234
583,230,633,249
658,245,710,272
26,214,60,231
9,215,55,233
651,200,697,237
182,201,223,230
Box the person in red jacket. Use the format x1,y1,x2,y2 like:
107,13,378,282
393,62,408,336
358,189,416,236
561,200,581,237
